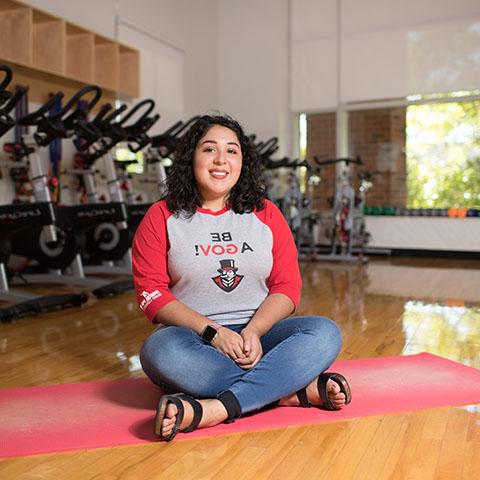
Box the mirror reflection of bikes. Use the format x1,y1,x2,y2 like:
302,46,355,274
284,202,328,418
259,142,374,262
314,156,371,262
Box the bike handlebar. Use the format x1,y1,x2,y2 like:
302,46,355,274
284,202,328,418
118,99,155,128
257,137,278,153
16,92,65,126
59,85,102,119
59,85,102,128
0,86,28,137
103,104,128,124
175,115,200,138
0,64,12,93
92,102,113,124
127,113,160,153
163,120,184,137
3,86,27,114
313,155,363,166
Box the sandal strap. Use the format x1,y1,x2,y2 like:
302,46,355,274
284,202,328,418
178,394,204,433
328,372,352,405
317,372,352,410
317,373,334,410
296,387,311,408
155,394,186,440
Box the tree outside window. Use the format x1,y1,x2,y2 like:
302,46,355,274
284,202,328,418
406,94,480,209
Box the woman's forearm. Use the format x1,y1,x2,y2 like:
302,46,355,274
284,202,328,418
155,293,295,338
244,293,295,337
154,300,214,335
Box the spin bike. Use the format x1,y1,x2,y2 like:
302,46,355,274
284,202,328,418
313,156,370,262
69,98,159,274
8,87,136,298
263,155,319,259
0,65,88,321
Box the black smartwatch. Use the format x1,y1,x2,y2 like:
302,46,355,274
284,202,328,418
201,324,219,344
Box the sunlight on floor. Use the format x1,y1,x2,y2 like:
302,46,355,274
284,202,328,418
401,300,480,367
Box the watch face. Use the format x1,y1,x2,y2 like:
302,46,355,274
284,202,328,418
202,325,217,343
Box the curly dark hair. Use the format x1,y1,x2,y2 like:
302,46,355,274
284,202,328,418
165,114,266,216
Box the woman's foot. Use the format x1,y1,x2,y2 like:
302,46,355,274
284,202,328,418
278,377,347,409
159,397,228,439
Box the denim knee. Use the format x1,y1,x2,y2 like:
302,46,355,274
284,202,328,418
139,326,196,388
295,316,342,361
301,315,342,337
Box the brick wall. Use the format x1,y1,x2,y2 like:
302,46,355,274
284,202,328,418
306,112,336,210
306,107,407,210
348,107,407,207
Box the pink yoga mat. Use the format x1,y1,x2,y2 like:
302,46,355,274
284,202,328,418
1,353,479,459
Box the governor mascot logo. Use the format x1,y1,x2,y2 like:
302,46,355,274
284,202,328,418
212,259,243,292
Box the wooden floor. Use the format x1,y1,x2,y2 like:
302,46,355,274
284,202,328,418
1,256,479,479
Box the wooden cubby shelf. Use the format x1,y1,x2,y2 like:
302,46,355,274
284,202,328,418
119,44,140,98
0,0,140,101
32,10,65,75
0,0,32,65
66,24,94,84
94,35,119,92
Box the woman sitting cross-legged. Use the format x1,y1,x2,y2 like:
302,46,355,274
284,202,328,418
132,114,351,441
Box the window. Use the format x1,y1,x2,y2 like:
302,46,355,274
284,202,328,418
406,93,480,208
304,92,480,211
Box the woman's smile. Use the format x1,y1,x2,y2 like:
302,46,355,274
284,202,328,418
209,169,229,179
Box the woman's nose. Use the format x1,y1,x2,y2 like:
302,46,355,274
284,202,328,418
213,150,227,164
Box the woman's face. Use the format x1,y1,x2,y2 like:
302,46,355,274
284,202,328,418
193,124,243,208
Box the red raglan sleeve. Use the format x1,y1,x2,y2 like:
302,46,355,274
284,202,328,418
260,200,302,308
131,201,177,322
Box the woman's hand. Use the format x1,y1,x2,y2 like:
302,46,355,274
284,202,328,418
212,327,246,361
236,327,263,369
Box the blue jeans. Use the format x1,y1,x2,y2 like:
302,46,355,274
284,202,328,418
140,315,342,415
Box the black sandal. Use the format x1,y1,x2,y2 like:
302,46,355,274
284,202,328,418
296,372,352,411
154,393,203,441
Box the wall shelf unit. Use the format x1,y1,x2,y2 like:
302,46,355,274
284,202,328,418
66,24,94,84
119,45,140,98
0,0,32,65
0,0,140,102
94,35,119,92
32,10,65,75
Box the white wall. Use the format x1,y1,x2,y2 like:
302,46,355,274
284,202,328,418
291,0,338,112
118,0,220,119
291,0,480,111
215,0,480,154
217,0,293,157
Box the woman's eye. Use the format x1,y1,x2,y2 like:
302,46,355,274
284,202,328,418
204,147,215,152
228,149,238,154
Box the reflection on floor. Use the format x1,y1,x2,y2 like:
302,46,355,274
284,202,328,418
299,257,480,369
401,301,480,368
1,256,479,479
366,263,480,303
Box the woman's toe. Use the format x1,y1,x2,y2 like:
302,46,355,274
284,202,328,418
327,379,341,395
327,380,347,408
334,392,346,402
161,403,178,434
163,417,173,428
